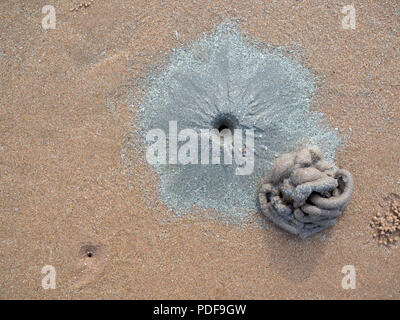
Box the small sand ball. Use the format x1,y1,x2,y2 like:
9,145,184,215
258,146,354,239
370,195,400,247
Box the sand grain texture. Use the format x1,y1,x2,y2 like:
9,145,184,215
0,0,399,299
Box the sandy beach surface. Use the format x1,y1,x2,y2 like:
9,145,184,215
1,0,399,299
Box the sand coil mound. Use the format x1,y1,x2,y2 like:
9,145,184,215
258,146,354,239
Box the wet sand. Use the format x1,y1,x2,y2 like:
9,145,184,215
0,0,399,299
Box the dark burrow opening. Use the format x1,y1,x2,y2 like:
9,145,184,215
212,113,239,135
79,244,100,259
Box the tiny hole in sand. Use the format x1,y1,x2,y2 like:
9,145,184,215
212,113,239,137
79,244,101,259
218,124,229,132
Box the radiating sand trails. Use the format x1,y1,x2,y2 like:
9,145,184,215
0,0,399,299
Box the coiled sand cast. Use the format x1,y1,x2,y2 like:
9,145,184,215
258,146,354,239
